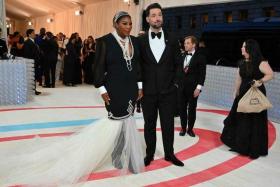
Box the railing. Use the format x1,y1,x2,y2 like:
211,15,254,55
0,57,34,105
199,65,280,123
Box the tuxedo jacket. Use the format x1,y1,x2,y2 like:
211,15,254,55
138,31,180,95
178,51,206,91
23,38,41,64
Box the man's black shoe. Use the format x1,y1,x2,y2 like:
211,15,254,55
144,156,154,166
187,130,195,137
179,129,186,136
165,155,184,167
35,91,41,95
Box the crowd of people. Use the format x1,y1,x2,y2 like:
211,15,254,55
1,27,97,93
0,2,275,186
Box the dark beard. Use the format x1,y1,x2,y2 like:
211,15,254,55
150,23,163,29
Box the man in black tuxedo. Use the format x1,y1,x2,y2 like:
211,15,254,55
138,3,184,167
23,29,42,95
41,32,59,88
178,36,206,137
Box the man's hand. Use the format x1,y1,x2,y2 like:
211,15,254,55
101,93,110,105
193,89,200,98
137,89,143,101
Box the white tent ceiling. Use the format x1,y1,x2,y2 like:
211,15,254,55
6,0,106,20
6,0,249,20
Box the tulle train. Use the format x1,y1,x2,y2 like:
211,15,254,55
0,116,144,186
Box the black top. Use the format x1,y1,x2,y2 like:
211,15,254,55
10,36,24,57
177,51,207,90
0,39,8,58
23,39,40,62
238,59,265,95
93,33,141,119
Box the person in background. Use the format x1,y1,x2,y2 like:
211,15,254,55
178,36,207,137
41,32,59,88
10,31,24,57
0,28,8,59
221,39,274,159
82,36,95,84
23,29,42,95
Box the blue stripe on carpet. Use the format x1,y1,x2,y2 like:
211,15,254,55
0,116,143,132
0,119,97,132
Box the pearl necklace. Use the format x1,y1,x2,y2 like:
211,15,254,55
112,31,134,71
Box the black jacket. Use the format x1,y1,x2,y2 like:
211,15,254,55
178,51,207,90
138,31,180,95
0,39,8,58
23,38,40,63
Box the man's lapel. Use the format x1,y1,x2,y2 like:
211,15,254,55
157,30,169,64
144,33,158,64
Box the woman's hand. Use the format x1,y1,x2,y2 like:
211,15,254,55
252,79,263,88
137,89,143,101
233,89,239,98
101,93,110,105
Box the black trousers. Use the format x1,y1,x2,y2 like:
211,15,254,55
178,86,198,131
142,90,176,158
44,61,57,87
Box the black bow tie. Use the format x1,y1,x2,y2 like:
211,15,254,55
151,32,162,39
186,53,193,56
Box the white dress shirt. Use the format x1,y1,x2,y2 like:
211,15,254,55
184,50,202,90
183,50,195,68
148,28,165,63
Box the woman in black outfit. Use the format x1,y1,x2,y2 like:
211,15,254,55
82,36,96,84
63,34,78,86
93,11,142,119
221,39,274,159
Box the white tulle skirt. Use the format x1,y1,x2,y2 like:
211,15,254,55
0,116,144,186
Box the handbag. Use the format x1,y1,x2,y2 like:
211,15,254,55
237,87,272,113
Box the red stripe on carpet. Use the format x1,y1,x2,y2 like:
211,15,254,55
145,121,276,187
1,109,276,187
0,132,74,142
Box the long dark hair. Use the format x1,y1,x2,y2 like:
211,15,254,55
244,39,264,76
68,33,77,45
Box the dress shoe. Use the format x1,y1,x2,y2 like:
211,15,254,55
35,90,41,95
179,129,186,136
144,156,154,166
187,130,196,137
165,155,184,167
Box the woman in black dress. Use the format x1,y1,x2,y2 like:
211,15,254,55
93,11,142,119
221,39,274,159
63,33,78,86
93,10,144,171
82,36,95,84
